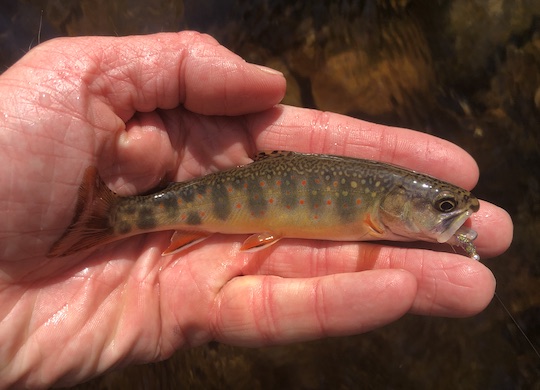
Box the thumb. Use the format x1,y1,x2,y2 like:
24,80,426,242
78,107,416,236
21,31,286,119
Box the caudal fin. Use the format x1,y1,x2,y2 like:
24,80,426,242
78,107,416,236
47,167,119,257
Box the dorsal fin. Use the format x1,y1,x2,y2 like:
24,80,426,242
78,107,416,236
253,150,296,162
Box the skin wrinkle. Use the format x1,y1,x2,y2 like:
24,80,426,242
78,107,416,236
221,61,231,115
175,50,188,110
380,126,401,165
307,110,332,152
172,261,207,348
354,122,388,162
313,276,330,338
259,276,279,344
219,278,257,343
339,123,354,155
0,289,27,364
409,250,443,315
208,286,225,344
363,126,388,162
422,258,440,316
314,247,333,277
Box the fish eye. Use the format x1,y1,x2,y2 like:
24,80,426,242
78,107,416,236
435,196,457,212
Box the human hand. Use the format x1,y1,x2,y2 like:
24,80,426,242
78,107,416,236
0,32,512,388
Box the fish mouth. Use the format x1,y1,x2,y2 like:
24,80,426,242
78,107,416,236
436,210,475,244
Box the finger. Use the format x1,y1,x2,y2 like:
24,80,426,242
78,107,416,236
239,247,495,317
406,253,496,317
211,269,417,346
234,238,495,317
235,239,495,317
23,32,286,118
248,105,479,189
469,200,513,258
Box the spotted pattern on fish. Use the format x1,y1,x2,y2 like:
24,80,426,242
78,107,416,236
211,182,232,220
119,153,457,233
136,207,157,230
47,151,480,258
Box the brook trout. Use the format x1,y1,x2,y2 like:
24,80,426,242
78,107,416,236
48,151,480,259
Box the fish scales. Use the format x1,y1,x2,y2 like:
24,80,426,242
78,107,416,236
116,155,390,236
47,151,480,258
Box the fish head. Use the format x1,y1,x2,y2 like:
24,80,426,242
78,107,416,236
378,178,480,244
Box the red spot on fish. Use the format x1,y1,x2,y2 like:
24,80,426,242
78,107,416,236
200,211,206,217
177,199,183,205
269,198,274,204
276,180,282,186
314,178,320,184
299,199,305,205
236,203,242,209
301,180,307,186
326,200,332,205
286,205,291,209
260,181,265,187
227,186,233,193
314,215,319,220
356,198,362,205
333,181,338,187
197,194,203,200
253,194,259,200
314,204,319,209
181,214,187,221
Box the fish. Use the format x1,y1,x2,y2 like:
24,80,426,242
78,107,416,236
47,151,480,259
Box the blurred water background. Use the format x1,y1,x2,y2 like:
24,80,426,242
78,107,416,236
1,0,539,388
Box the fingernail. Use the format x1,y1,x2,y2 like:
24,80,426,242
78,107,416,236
253,64,284,76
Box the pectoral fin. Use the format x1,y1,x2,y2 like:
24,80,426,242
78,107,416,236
364,213,386,237
240,232,282,251
162,230,212,256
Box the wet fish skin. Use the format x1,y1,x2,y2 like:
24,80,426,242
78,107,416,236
47,151,480,258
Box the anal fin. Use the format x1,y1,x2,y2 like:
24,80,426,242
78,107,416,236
162,230,212,256
240,232,282,252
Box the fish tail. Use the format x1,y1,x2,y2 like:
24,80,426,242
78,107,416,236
47,167,119,257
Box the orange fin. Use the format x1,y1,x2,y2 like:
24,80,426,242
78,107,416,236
364,213,386,237
47,167,119,257
162,230,211,256
240,232,282,251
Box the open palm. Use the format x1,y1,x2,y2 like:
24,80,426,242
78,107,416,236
0,32,512,388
